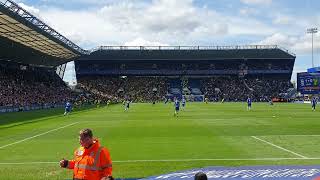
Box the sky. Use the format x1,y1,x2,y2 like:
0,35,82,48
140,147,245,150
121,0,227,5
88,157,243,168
8,0,320,84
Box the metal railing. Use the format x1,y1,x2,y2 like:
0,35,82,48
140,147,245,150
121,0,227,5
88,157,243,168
90,45,296,57
91,45,286,52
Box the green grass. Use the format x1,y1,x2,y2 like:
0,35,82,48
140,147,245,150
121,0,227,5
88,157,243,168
1,102,320,179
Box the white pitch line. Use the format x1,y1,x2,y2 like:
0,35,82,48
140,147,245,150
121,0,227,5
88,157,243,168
255,134,320,137
251,136,307,159
1,157,320,165
114,157,317,162
277,135,320,137
0,122,80,149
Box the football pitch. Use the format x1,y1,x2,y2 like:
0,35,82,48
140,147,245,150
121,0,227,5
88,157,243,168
0,102,320,179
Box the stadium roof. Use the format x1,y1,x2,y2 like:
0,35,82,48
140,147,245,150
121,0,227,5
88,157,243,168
81,45,296,61
91,45,295,56
0,0,88,67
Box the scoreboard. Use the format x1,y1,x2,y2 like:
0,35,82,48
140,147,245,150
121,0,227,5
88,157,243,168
297,72,320,94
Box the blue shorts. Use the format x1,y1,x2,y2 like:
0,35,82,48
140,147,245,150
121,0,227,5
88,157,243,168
248,104,251,107
175,107,180,111
65,108,71,112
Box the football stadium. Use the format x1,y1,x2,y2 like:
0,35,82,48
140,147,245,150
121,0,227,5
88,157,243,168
1,0,320,180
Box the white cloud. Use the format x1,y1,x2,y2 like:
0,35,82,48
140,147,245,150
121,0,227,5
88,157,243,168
124,38,168,46
259,33,297,47
273,15,293,25
271,13,310,28
240,0,272,6
239,7,258,16
16,0,279,49
18,3,41,17
17,0,320,58
259,32,320,54
40,9,116,47
292,34,320,54
228,17,275,36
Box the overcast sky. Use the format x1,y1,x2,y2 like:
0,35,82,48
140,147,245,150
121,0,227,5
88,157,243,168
11,0,320,83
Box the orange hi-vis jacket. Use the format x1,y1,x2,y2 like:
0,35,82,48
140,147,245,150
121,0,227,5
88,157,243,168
67,139,112,180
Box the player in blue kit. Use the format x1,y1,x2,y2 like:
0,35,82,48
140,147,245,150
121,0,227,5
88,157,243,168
181,97,186,110
312,97,317,111
64,101,72,116
247,97,252,111
174,98,180,117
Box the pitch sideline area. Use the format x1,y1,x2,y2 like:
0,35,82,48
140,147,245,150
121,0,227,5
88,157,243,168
0,102,320,179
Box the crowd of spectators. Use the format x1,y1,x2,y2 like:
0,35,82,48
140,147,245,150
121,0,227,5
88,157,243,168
77,76,167,103
78,76,292,103
0,67,73,107
202,76,293,102
0,65,293,107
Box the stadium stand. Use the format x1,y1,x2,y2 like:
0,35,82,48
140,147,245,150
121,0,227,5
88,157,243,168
75,46,295,102
0,63,74,107
76,75,293,103
0,0,87,112
0,0,296,110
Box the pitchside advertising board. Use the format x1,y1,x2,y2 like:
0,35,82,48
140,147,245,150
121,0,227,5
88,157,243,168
297,72,320,94
140,166,320,180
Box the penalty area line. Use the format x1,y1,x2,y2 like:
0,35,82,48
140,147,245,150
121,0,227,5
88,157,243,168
251,136,307,159
0,122,80,150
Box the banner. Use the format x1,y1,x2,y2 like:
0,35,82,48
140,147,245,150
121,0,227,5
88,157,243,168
141,166,320,180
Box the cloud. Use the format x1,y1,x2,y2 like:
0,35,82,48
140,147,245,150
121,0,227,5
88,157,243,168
141,0,201,34
15,0,279,50
239,7,258,16
271,13,310,29
228,17,275,36
124,38,168,46
272,14,294,25
259,33,297,47
18,3,41,17
258,32,320,54
240,0,272,6
291,33,320,55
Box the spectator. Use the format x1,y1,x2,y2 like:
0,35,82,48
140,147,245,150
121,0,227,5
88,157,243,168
59,128,113,180
194,172,208,180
